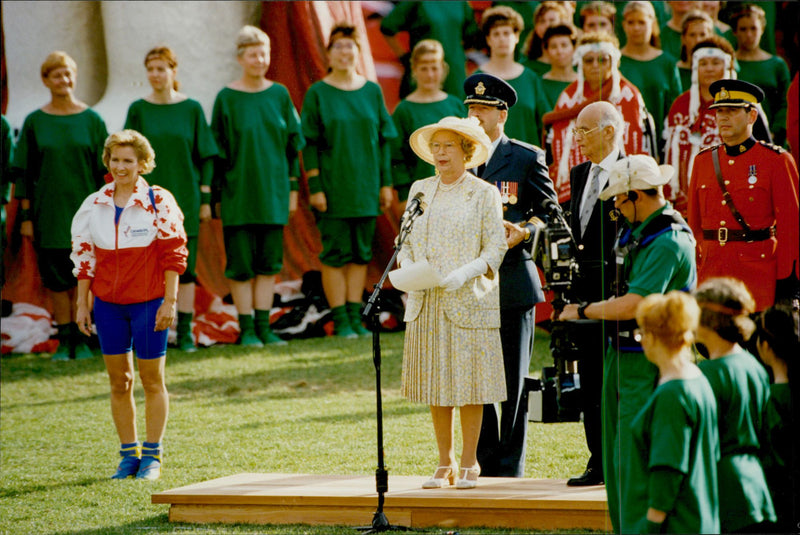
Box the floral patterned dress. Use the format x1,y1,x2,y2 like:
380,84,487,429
400,173,507,406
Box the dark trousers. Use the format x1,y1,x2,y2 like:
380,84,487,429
477,306,534,477
576,322,606,475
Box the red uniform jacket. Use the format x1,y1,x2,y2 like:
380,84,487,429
688,140,799,310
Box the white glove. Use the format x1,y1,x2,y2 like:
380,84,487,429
441,258,488,292
399,258,414,269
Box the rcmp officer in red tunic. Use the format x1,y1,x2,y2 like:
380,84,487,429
688,79,799,311
465,73,559,477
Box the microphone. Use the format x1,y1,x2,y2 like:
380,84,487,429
400,192,426,230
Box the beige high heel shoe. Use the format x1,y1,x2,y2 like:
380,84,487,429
455,464,481,489
421,464,457,489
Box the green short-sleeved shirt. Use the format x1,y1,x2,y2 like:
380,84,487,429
737,56,791,144
301,80,397,218
624,205,697,297
12,108,107,248
380,1,479,98
521,58,550,77
391,95,465,189
620,53,682,145
628,376,720,534
699,349,776,531
540,78,571,113
476,67,548,147
763,383,792,529
124,98,218,236
211,84,304,227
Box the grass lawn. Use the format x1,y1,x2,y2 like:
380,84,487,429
1,327,596,534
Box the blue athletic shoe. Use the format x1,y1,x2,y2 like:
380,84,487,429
111,442,141,479
136,443,163,480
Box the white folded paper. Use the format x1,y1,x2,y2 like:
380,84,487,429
388,259,443,292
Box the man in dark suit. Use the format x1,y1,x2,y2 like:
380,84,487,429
564,101,624,486
465,73,558,477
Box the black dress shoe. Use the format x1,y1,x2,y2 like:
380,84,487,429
567,468,604,486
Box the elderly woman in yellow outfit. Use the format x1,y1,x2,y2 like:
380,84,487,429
397,116,508,490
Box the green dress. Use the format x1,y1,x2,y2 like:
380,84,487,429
12,109,107,248
627,375,720,534
699,349,776,532
540,78,571,113
678,66,691,93
124,98,218,237
301,80,396,219
380,1,479,98
521,58,550,77
737,56,791,146
476,67,548,147
763,383,792,532
620,53,682,157
210,84,304,227
602,203,697,533
391,95,465,196
659,24,683,62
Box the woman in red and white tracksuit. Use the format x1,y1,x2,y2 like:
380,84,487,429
71,130,187,480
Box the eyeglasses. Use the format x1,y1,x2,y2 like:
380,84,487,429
331,41,357,51
571,125,602,138
582,54,611,65
429,142,458,152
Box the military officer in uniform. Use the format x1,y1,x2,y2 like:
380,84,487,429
688,79,799,312
465,73,558,477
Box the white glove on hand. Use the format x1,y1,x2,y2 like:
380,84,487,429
441,258,488,292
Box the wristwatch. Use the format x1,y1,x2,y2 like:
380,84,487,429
577,302,590,319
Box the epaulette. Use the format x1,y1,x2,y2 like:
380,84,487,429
757,140,785,154
508,138,543,153
697,143,723,155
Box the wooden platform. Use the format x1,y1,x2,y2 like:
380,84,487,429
153,473,611,531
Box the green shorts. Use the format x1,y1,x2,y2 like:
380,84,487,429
223,224,284,281
179,236,198,284
37,247,77,292
318,217,375,267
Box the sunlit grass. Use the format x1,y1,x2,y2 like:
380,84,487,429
0,328,595,534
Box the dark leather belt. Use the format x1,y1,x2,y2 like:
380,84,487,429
702,226,775,244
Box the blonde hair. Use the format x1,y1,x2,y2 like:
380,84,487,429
103,130,156,175
236,25,270,56
144,46,180,91
623,1,661,48
41,51,77,78
636,291,699,350
409,39,449,85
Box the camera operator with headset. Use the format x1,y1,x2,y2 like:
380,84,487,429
562,101,625,488
557,154,697,534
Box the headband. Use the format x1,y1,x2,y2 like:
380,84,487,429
573,42,621,103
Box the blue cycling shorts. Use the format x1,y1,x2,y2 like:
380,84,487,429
94,297,168,359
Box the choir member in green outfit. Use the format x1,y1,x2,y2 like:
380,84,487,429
578,1,615,36
124,46,218,352
301,23,397,339
731,4,791,147
620,1,682,161
211,26,304,347
629,291,719,535
380,1,480,99
521,1,571,77
539,25,577,112
755,304,798,534
391,39,465,213
12,51,108,361
700,1,737,49
695,277,777,533
661,2,701,60
673,10,714,92
477,6,549,147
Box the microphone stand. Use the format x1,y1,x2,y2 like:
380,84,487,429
356,211,420,534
